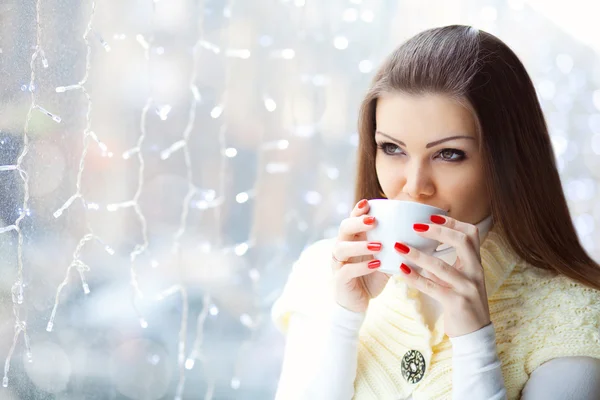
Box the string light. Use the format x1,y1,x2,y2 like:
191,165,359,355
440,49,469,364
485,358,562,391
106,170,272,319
210,105,223,118
88,131,112,157
155,0,212,394
270,48,295,59
0,225,18,234
259,139,289,150
224,48,251,59
93,30,111,52
47,234,114,333
40,49,49,68
266,162,290,174
264,97,277,112
33,105,61,123
173,0,236,394
55,84,79,93
121,147,139,160
47,1,119,338
199,40,220,54
183,293,210,371
2,0,364,393
136,34,150,52
2,0,44,387
155,104,172,120
122,11,155,325
224,147,237,158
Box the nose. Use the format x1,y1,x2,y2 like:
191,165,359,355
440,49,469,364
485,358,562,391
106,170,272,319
401,160,435,199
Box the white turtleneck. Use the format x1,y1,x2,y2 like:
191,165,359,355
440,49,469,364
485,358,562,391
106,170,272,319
273,216,600,400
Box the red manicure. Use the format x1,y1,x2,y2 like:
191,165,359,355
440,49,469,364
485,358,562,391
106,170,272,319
367,242,382,251
413,223,429,232
357,199,368,209
430,215,446,224
368,260,381,269
394,242,410,254
363,216,375,225
400,263,411,275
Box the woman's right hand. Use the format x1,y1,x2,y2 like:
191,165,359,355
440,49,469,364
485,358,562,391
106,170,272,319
331,199,392,313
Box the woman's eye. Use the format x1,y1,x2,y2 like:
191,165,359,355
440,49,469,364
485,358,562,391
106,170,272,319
378,142,402,155
438,149,465,161
377,142,465,161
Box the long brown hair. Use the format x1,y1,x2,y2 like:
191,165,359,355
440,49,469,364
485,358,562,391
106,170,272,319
355,25,600,290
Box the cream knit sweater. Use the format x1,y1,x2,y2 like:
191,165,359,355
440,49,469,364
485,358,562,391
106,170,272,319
272,225,600,399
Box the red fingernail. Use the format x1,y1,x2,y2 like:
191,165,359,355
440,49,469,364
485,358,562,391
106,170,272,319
413,223,429,232
400,263,411,274
368,260,381,269
394,242,409,254
358,199,368,209
367,242,382,251
430,215,446,224
364,216,375,225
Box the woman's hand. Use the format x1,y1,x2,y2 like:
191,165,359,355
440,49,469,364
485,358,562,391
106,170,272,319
394,215,491,338
331,199,391,313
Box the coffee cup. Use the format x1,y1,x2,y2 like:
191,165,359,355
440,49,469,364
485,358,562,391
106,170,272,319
366,199,452,275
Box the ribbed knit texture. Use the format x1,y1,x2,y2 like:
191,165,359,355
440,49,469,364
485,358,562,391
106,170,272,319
272,226,600,399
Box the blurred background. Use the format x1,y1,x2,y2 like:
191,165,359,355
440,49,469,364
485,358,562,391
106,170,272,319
0,0,599,398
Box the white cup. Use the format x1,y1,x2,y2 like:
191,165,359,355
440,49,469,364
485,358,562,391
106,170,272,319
366,199,452,275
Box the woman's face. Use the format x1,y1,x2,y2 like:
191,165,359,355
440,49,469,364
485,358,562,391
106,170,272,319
375,92,490,224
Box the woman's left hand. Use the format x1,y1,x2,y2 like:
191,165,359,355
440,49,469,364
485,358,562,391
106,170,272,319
394,215,491,338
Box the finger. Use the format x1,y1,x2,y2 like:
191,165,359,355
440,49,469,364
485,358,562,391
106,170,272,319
333,241,382,264
330,254,346,272
349,199,370,218
429,215,481,257
412,223,480,272
337,258,382,280
400,263,450,301
338,214,377,241
394,242,465,289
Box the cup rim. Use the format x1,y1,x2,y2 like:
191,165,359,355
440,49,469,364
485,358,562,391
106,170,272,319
367,199,447,214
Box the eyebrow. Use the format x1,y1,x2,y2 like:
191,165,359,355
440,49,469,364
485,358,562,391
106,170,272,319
375,131,476,148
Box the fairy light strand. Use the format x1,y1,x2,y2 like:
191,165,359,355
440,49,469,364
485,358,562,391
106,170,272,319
4,0,318,395
184,292,210,370
179,2,239,397
154,0,237,396
158,0,208,397
110,0,160,333
48,1,117,334
47,234,96,332
53,0,98,219
221,0,317,391
124,94,153,317
2,0,43,388
179,0,300,392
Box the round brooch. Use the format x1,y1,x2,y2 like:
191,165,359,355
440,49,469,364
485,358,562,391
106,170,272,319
401,350,426,384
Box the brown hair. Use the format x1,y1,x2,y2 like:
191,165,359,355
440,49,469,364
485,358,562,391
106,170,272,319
355,25,600,290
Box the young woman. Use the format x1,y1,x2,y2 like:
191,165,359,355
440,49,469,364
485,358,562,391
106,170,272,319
272,25,600,399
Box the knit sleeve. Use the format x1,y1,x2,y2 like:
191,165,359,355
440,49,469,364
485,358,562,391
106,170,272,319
496,267,600,397
521,274,600,375
271,238,336,334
